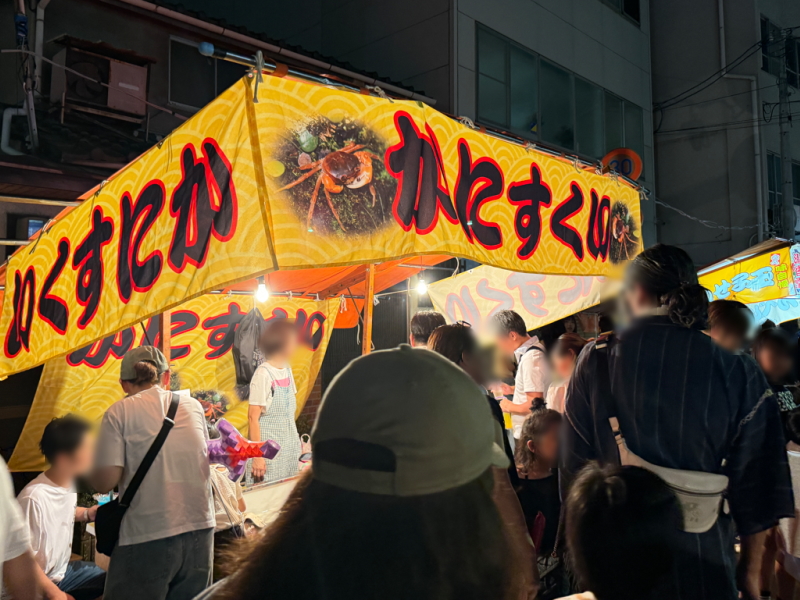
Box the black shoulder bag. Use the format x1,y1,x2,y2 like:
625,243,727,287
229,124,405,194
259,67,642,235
95,393,180,555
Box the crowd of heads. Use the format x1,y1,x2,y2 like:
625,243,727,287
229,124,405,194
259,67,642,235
14,241,800,600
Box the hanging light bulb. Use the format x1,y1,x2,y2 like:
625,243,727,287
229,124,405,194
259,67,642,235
416,278,428,295
255,276,269,302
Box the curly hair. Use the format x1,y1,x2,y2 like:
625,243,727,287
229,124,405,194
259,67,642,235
515,398,562,474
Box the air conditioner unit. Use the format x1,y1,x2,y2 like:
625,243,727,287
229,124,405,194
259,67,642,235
50,43,148,117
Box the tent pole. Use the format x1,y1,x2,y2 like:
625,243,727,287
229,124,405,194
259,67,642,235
158,310,171,362
361,264,375,355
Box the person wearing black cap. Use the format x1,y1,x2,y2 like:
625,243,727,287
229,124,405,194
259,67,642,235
194,345,528,600
91,346,214,600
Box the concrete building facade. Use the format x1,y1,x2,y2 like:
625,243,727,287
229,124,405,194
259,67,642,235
651,0,800,266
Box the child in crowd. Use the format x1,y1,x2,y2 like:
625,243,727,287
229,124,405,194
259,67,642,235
247,319,301,485
515,400,562,558
545,334,587,413
557,463,683,600
17,414,105,600
706,299,752,353
754,327,800,600
752,326,798,415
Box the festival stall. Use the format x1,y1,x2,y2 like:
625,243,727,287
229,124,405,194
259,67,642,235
0,67,644,486
699,238,800,326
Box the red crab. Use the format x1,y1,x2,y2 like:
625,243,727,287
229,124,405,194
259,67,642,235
277,143,381,231
612,214,636,260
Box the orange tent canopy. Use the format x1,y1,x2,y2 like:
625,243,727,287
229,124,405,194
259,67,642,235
0,254,449,330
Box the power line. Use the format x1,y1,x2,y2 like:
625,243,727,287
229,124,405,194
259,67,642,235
654,198,759,231
655,41,764,110
654,27,799,116
655,110,800,135
667,83,778,110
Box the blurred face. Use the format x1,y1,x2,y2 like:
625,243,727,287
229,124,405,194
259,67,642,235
460,344,493,387
757,346,793,382
284,332,299,358
553,351,576,380
56,434,95,477
527,422,559,469
623,282,657,317
708,327,745,353
496,332,522,355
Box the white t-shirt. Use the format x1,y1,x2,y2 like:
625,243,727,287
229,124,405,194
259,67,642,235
95,386,214,546
0,457,29,598
546,379,569,413
512,336,551,438
249,362,297,413
16,473,76,582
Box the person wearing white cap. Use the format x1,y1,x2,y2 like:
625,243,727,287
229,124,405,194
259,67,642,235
194,344,524,600
91,346,214,600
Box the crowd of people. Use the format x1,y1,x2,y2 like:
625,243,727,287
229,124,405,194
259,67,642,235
1,242,799,600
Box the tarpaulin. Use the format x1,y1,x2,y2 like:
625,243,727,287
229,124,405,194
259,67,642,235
8,295,337,471
428,265,618,334
0,74,641,378
700,245,797,303
0,80,274,378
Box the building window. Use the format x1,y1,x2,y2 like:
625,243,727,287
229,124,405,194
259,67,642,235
787,37,799,88
540,60,574,149
761,17,783,77
599,0,640,25
476,26,646,179
168,37,244,111
477,27,538,137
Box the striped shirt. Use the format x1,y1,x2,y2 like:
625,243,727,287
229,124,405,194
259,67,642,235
562,316,794,600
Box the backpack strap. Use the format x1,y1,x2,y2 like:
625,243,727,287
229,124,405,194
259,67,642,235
594,334,625,455
119,392,180,508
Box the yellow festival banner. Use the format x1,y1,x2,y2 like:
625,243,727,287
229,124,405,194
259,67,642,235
0,75,641,378
700,246,797,304
253,77,641,274
0,79,274,378
428,265,618,334
8,295,338,472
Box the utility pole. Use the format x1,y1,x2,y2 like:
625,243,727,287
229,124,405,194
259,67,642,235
780,27,795,239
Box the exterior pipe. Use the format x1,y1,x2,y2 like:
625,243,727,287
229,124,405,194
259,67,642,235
113,0,437,105
718,0,765,241
34,0,52,97
1,107,26,155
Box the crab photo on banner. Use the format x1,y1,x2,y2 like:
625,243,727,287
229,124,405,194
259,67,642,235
0,75,642,380
8,295,338,472
428,265,619,334
254,77,642,274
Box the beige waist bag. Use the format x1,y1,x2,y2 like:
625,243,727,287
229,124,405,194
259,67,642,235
609,416,728,534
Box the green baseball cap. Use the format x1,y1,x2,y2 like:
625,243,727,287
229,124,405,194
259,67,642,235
311,344,508,496
120,345,169,381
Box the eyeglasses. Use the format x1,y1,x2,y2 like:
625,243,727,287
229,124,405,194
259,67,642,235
454,320,473,328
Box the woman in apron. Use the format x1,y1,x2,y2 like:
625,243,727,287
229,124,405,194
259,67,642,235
246,319,302,486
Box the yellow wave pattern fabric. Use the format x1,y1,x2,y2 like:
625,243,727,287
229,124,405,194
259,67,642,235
0,75,640,379
253,77,641,274
428,265,619,334
700,246,796,304
0,79,274,378
8,295,337,472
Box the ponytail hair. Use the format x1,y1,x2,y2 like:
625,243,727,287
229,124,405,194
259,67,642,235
122,361,160,386
627,244,708,329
